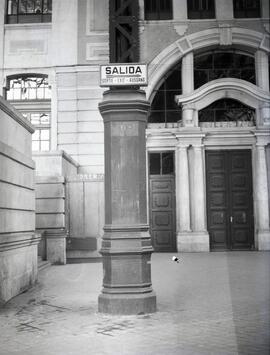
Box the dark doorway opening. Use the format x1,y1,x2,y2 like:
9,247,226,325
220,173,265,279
206,150,254,250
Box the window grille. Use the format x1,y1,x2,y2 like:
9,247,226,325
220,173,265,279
6,0,52,24
188,0,215,19
144,0,173,20
233,0,260,18
194,51,255,89
5,74,51,152
199,99,255,127
148,62,182,125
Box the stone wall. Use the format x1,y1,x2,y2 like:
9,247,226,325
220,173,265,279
0,96,40,305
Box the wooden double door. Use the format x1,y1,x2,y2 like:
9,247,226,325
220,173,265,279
206,150,254,250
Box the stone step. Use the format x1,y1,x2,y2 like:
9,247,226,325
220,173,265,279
38,257,51,271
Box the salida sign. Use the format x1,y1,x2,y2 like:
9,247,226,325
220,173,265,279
100,64,147,87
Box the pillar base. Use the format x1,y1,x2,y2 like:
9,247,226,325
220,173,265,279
46,230,67,265
98,291,157,315
177,231,210,252
257,230,270,250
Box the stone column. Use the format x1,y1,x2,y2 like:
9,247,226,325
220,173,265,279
98,89,156,314
189,144,209,251
255,50,269,92
182,52,194,95
176,143,192,250
255,141,270,250
176,145,191,227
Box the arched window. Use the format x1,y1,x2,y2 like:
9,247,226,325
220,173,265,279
6,0,52,24
199,99,255,128
5,74,51,151
148,62,182,126
194,51,255,89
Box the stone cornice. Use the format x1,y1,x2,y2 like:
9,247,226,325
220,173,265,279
175,79,270,109
0,96,35,133
0,141,35,169
32,150,79,168
0,232,41,252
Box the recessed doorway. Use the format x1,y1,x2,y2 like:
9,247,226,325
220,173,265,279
206,150,254,250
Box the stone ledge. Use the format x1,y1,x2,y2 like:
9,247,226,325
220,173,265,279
0,141,35,169
0,232,41,252
0,96,35,133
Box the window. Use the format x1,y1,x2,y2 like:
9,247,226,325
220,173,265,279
148,62,182,125
149,152,174,175
233,0,260,18
144,0,172,20
194,51,255,89
188,0,215,19
199,99,255,127
6,0,52,24
5,75,51,152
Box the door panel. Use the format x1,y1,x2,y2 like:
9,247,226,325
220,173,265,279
149,176,176,251
149,151,176,252
206,150,254,250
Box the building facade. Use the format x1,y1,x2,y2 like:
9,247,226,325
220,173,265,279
0,0,269,262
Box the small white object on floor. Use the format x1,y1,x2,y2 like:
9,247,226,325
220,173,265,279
172,256,180,263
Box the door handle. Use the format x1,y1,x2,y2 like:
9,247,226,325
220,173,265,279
230,216,233,223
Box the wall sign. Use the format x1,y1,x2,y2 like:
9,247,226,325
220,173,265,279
100,64,148,87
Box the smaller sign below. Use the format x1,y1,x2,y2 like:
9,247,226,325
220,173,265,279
100,64,148,87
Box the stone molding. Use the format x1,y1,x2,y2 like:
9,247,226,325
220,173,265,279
146,27,269,100
0,232,41,252
175,78,270,111
0,141,35,169
0,96,35,133
32,150,79,168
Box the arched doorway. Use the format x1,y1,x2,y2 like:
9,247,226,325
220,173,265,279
200,99,255,250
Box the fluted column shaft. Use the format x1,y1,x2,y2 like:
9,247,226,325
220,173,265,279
176,144,191,233
192,145,207,232
255,143,270,232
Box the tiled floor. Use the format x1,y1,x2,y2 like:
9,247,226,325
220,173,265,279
0,252,269,354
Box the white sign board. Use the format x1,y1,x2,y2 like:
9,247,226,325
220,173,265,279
100,64,148,87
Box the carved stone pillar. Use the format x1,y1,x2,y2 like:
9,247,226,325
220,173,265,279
189,144,209,251
176,143,192,250
255,137,270,250
255,50,269,92
192,145,207,232
98,89,156,314
181,52,194,95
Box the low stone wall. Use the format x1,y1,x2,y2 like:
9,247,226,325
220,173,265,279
35,176,67,264
0,97,40,305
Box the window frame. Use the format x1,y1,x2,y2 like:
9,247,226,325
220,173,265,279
233,0,261,18
144,0,173,21
5,0,52,24
5,74,51,152
187,0,215,20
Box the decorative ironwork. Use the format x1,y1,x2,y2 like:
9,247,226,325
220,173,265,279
194,51,255,89
109,0,139,63
5,75,50,100
199,99,255,127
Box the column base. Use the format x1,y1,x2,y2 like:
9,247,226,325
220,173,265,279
257,230,270,250
98,291,157,315
46,230,67,265
177,231,210,252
